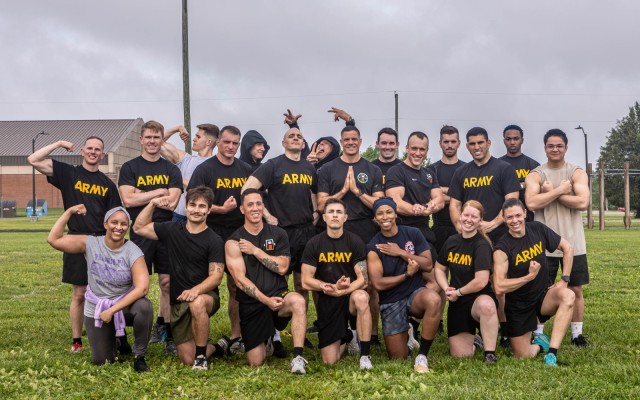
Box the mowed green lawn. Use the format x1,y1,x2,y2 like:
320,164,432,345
0,211,639,399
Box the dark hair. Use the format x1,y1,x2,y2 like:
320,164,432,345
543,129,568,145
141,120,164,135
440,125,459,136
324,198,346,212
241,188,263,204
197,124,220,139
220,125,241,137
341,126,360,137
84,136,104,146
377,127,398,142
501,197,526,213
186,186,214,207
503,125,523,138
466,127,489,141
407,131,429,146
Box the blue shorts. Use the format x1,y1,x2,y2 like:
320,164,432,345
379,287,425,336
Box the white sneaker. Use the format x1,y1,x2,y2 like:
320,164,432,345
291,355,308,374
347,333,360,355
414,354,430,374
230,338,245,354
359,355,373,370
192,355,208,371
407,324,420,351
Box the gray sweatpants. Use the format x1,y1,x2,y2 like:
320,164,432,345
84,297,153,365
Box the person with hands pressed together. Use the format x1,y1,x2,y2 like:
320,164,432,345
133,186,229,370
300,198,373,369
47,205,153,372
225,189,309,374
434,200,498,363
366,198,441,373
493,198,576,366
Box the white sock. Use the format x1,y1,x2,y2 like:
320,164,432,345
274,330,281,342
351,329,358,341
571,322,583,339
534,324,545,335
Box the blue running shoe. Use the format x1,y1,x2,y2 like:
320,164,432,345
532,332,550,353
544,353,557,367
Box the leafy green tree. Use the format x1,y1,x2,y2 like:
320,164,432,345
597,102,640,217
361,145,379,162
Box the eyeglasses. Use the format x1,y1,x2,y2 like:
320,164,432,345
545,144,566,150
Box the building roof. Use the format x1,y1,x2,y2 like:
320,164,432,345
0,119,142,156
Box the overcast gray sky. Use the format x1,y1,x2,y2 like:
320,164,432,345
3,1,639,167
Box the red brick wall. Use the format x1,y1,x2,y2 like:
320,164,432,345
0,174,118,211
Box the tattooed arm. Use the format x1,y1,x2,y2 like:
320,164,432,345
225,240,271,304
176,262,224,302
237,238,290,275
337,260,368,296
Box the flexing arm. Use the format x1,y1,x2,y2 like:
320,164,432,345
118,185,169,208
367,251,421,292
237,238,290,275
177,262,225,302
492,250,540,295
132,201,159,240
525,171,571,211
27,140,74,176
99,258,149,323
557,169,590,211
47,205,88,254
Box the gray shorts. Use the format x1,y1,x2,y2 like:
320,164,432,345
379,287,425,336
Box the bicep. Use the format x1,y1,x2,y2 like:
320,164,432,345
366,252,383,280
50,235,87,254
131,257,150,289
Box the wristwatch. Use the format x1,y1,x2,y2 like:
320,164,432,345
560,275,571,283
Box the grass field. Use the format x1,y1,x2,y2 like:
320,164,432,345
0,211,639,399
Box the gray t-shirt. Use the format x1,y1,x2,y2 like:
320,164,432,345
84,236,144,318
175,154,211,216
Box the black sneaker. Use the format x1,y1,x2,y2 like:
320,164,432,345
370,335,382,347
304,337,315,349
133,356,149,373
571,334,591,347
215,335,231,356
273,340,287,358
500,336,511,349
484,353,497,364
116,336,132,356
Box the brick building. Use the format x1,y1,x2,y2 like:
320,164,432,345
0,119,144,213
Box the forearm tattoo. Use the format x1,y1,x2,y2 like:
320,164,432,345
241,285,258,300
357,261,369,285
259,257,280,274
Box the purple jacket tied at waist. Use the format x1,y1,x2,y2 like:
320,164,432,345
85,286,133,336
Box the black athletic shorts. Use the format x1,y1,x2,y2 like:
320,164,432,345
239,291,292,352
129,230,170,275
317,295,350,349
62,252,88,286
547,254,589,286
447,293,498,338
505,291,551,338
431,224,458,254
284,224,317,274
344,218,378,244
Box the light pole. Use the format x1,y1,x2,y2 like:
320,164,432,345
31,131,49,220
574,125,592,228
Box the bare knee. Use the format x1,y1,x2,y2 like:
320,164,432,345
561,288,576,307
188,296,207,314
72,285,86,303
477,299,497,317
352,290,370,312
159,275,170,292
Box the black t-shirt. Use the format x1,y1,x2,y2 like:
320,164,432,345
428,160,466,226
386,162,440,227
154,221,224,304
437,233,493,303
47,160,121,235
494,221,560,303
187,156,252,230
228,224,290,304
301,230,366,292
499,154,540,221
449,156,520,241
118,156,183,222
372,158,402,187
367,225,430,304
252,155,317,228
318,157,383,221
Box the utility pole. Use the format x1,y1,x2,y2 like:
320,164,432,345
31,131,49,221
182,0,192,153
394,91,399,134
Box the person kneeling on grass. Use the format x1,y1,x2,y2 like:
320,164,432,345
366,197,442,374
225,189,309,374
493,198,576,366
434,200,499,363
301,198,373,370
133,186,229,370
47,205,153,372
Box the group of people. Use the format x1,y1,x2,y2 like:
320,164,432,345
33,107,591,374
